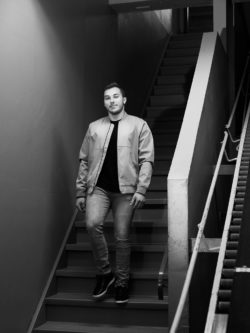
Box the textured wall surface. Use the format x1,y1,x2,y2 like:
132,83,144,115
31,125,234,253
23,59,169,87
0,1,116,331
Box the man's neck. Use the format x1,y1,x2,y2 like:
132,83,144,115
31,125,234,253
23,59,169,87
108,109,125,122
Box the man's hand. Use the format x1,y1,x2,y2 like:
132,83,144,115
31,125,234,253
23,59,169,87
130,193,145,209
76,197,86,212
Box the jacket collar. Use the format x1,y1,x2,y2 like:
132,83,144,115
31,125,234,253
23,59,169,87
106,111,128,123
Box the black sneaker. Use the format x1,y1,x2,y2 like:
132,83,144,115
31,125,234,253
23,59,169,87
92,272,115,300
115,285,129,304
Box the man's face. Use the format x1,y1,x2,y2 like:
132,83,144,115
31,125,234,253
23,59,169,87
104,87,126,115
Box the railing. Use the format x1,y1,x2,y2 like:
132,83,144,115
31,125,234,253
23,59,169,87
168,54,250,333
27,209,78,333
141,33,171,119
205,91,250,333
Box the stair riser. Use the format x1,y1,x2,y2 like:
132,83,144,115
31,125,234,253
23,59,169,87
75,227,167,244
156,147,175,157
148,121,182,132
45,305,168,327
160,66,194,75
189,27,212,33
163,56,197,65
147,108,184,119
150,95,187,106
169,40,201,49
66,251,164,271
154,85,188,95
172,33,202,41
56,276,164,296
154,160,171,174
150,177,168,191
154,133,179,143
157,76,187,85
166,48,199,57
189,20,212,28
77,208,166,222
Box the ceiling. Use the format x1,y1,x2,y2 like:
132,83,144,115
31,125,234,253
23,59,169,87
109,0,212,12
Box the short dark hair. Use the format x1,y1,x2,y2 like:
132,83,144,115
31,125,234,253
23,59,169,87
104,82,126,97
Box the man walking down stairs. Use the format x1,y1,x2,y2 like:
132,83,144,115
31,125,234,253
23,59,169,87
75,81,154,305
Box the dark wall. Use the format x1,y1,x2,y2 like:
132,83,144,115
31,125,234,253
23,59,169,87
0,1,117,332
117,9,173,116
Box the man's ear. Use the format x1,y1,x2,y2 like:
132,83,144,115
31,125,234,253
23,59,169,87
123,97,127,105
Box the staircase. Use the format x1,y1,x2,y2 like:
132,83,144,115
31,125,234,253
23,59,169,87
188,6,213,33
31,33,203,333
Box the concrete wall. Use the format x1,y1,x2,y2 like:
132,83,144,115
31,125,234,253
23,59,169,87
168,32,228,327
117,9,172,115
0,1,117,332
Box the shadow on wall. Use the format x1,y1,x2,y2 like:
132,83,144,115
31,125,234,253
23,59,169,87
117,9,172,116
37,0,118,117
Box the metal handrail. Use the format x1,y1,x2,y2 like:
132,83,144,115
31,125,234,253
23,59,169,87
27,209,78,333
169,131,228,333
226,55,250,130
158,245,168,300
141,33,171,118
169,55,250,332
205,101,250,333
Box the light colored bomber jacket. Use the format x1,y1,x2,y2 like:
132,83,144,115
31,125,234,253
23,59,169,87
76,111,154,198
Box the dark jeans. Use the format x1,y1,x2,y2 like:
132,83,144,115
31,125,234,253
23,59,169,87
85,187,134,286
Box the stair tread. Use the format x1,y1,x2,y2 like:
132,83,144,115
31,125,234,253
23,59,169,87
66,243,165,252
146,105,185,111
46,292,168,308
75,219,167,227
145,197,167,204
34,321,168,332
56,267,167,279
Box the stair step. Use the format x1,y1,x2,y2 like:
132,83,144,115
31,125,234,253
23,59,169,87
157,75,188,85
146,105,185,119
153,133,179,146
154,84,188,95
142,197,167,206
165,48,200,57
189,26,212,33
148,119,183,130
45,293,168,327
74,216,167,244
76,212,167,227
150,176,167,191
55,268,167,296
172,33,202,41
56,267,167,280
66,243,165,252
156,146,175,158
169,39,201,49
65,244,165,270
34,321,169,333
154,159,171,172
150,95,187,107
163,55,197,65
160,65,195,75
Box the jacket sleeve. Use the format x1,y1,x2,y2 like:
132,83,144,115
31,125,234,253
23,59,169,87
76,127,90,198
136,121,154,195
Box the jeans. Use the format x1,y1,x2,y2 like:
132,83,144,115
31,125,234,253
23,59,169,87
85,187,134,286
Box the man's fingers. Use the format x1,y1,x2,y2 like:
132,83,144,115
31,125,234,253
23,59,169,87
76,199,86,212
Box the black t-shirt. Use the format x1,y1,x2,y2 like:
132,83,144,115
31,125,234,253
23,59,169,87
96,120,120,193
